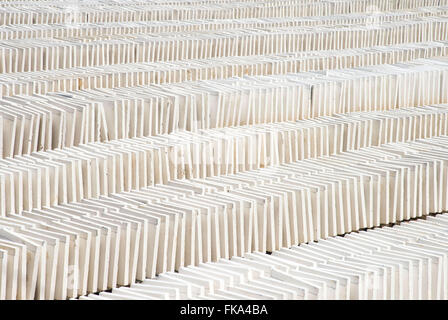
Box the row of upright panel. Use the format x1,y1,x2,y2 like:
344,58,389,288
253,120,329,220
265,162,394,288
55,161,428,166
1,0,448,300
77,214,448,300
3,134,448,299
1,41,447,96
2,18,448,73
2,0,446,25
1,7,448,40
1,101,448,212
1,57,448,159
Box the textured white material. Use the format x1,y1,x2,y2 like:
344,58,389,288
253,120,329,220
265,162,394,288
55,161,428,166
1,0,448,300
2,135,448,298
77,214,448,300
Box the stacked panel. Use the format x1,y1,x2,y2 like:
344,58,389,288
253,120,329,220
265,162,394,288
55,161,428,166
0,0,447,300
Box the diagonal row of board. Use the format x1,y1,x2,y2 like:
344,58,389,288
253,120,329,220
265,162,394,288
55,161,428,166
0,0,448,300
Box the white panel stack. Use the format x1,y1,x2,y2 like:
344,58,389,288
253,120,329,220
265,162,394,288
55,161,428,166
0,0,447,300
79,214,448,300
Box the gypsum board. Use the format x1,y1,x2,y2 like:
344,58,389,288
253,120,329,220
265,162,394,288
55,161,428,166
2,134,448,298
1,18,447,73
1,41,447,97
1,101,448,214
